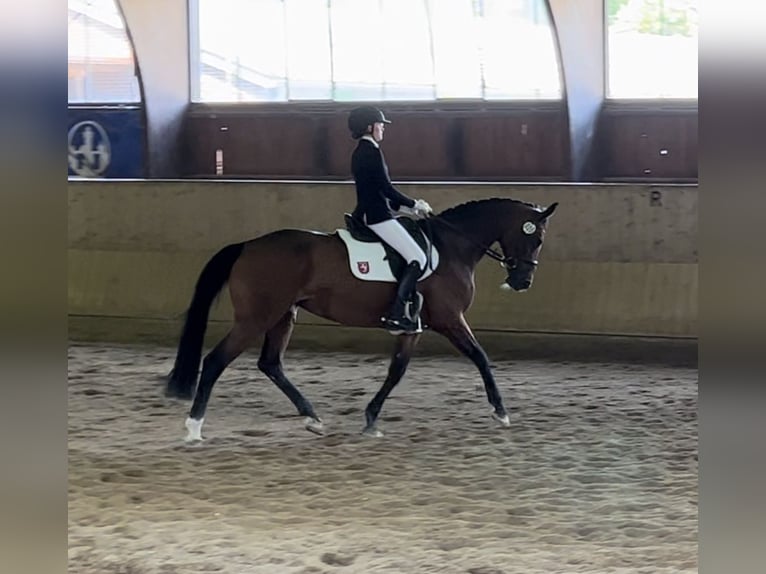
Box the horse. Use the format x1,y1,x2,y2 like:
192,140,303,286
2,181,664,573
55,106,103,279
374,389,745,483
165,197,558,441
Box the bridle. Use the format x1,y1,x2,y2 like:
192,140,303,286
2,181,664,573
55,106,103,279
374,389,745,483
425,214,539,272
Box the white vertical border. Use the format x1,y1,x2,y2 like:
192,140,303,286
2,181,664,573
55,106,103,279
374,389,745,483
188,0,201,102
282,0,290,100
602,0,612,99
422,0,437,99
327,0,336,100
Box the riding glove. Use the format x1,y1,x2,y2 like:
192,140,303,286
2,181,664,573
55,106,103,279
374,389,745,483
413,199,433,217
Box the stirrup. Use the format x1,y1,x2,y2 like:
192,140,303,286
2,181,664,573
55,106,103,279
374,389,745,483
381,316,422,336
381,293,423,335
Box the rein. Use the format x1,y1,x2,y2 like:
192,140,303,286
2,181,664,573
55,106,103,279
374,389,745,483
425,214,538,270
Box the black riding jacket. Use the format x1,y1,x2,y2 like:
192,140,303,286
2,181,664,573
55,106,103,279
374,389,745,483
351,137,415,225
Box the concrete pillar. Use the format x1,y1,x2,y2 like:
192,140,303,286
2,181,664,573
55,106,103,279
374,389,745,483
548,0,605,181
117,0,189,177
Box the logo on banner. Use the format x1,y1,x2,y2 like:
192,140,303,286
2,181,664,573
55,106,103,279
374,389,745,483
68,120,111,177
357,261,370,274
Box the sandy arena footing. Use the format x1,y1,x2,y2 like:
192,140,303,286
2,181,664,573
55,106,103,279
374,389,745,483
68,343,697,574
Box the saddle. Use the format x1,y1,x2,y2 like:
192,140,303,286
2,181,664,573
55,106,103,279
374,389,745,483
343,211,433,281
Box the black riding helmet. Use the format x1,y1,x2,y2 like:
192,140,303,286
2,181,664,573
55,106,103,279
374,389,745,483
348,106,391,139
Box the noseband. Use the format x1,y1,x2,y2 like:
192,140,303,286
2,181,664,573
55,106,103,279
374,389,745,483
496,254,539,272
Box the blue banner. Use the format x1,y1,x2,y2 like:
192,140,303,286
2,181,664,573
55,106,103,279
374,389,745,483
68,106,146,178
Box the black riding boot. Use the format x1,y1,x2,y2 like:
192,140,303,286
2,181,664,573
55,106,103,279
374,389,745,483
382,261,423,334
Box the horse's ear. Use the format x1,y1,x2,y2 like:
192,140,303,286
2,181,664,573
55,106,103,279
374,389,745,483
538,202,558,222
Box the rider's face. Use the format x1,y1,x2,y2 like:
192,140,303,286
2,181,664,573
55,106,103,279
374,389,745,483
371,122,385,142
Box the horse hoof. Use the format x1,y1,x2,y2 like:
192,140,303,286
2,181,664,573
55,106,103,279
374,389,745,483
362,426,384,438
304,417,325,435
492,412,511,427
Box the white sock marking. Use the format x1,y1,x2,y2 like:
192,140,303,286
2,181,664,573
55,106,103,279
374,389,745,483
185,417,204,442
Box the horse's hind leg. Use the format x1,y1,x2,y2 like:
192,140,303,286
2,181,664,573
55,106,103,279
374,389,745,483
363,333,421,437
257,307,324,435
185,320,257,441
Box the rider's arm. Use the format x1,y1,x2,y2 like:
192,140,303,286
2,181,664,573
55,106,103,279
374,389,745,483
371,151,415,209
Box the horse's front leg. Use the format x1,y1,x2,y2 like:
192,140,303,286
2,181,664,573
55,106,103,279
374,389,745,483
363,333,421,437
436,315,510,427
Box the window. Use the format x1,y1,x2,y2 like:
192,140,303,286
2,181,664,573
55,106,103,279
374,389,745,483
428,0,483,99
285,0,332,100
607,0,698,98
68,0,141,103
196,0,287,102
192,0,561,102
330,0,384,101
478,0,561,99
381,0,435,100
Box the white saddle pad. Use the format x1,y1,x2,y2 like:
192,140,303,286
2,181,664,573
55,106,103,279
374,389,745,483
337,229,439,283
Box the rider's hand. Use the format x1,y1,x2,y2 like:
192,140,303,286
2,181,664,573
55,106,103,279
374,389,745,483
413,199,433,217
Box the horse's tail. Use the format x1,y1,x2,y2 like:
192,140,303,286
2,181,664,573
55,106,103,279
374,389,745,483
165,242,245,399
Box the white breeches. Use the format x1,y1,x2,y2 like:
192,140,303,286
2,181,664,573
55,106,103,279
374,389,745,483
367,219,427,268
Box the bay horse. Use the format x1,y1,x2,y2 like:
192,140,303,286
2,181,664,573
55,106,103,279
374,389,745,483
165,198,558,440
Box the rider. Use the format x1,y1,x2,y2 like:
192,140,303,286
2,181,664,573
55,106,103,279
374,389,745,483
347,105,433,334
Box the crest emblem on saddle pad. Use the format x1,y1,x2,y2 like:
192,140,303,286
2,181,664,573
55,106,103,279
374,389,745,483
337,229,440,283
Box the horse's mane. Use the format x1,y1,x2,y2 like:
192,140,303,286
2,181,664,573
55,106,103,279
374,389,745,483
437,197,541,222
